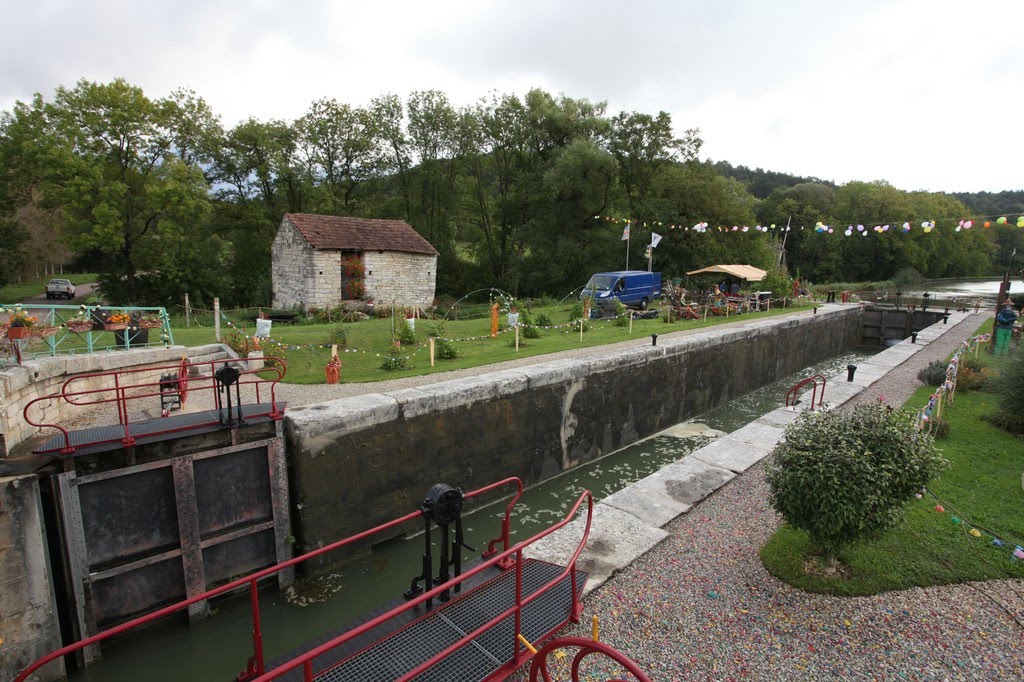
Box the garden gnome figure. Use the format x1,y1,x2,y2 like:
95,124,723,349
490,301,499,338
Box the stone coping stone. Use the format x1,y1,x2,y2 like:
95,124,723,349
286,393,399,443
385,370,532,418
522,503,668,596
728,421,786,448
758,408,802,428
601,457,735,527
689,436,769,473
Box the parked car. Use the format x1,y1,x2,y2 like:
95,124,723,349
580,270,662,311
45,278,76,300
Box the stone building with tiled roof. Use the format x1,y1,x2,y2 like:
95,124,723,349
271,213,439,310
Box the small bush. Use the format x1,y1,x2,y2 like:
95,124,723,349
988,351,1024,433
328,324,348,347
535,313,552,327
380,345,409,371
396,318,416,345
428,320,445,338
521,324,540,339
613,301,630,327
569,301,585,321
435,337,458,359
917,360,948,386
766,403,945,557
929,418,951,439
892,267,923,288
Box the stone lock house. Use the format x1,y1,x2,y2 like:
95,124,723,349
271,213,439,310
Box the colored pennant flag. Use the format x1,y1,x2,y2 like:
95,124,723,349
621,223,630,241
651,232,663,248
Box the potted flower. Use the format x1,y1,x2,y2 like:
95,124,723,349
3,306,36,339
138,312,163,329
66,306,96,333
104,310,131,331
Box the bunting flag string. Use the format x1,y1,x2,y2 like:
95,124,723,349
592,214,1024,236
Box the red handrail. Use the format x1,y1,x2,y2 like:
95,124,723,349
252,489,594,682
22,357,285,454
785,373,826,411
529,636,652,682
15,477,525,682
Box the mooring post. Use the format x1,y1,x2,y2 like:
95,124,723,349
651,333,658,346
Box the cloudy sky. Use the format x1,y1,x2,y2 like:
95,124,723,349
4,0,1021,192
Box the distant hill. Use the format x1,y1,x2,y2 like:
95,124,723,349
949,190,1024,217
712,161,836,199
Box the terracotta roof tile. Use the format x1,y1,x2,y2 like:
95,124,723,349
284,214,439,256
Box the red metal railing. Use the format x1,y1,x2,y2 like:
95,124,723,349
252,486,593,682
16,476,584,682
22,356,285,454
528,636,652,682
785,373,826,411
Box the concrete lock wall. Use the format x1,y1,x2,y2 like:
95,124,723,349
285,306,863,561
0,475,63,682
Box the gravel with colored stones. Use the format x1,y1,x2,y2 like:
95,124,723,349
513,312,1024,681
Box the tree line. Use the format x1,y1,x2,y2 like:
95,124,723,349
1,78,1020,306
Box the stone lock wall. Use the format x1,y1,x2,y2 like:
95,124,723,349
0,475,63,682
285,306,863,562
363,251,437,309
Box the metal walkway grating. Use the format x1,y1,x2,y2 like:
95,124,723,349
35,402,286,454
306,559,586,682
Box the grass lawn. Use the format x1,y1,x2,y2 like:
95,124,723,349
760,332,1024,595
0,273,99,303
170,301,813,384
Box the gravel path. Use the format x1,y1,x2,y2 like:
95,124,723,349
515,312,1024,681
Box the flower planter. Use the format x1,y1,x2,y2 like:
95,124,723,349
33,326,59,337
7,325,29,339
138,319,162,329
104,322,128,331
66,321,94,333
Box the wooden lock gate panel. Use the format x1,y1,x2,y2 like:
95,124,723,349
55,427,292,663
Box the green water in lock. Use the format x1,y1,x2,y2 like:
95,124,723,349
67,350,868,681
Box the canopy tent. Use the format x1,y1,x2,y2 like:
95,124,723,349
685,264,767,282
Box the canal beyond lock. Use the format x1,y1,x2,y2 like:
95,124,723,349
69,349,869,681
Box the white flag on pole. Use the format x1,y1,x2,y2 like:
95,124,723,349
650,232,663,248
621,223,630,240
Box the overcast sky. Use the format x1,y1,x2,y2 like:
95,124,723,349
4,0,1021,193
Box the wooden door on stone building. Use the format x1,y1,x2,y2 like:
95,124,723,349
341,253,365,301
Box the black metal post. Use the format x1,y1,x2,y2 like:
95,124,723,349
895,291,902,308
847,364,857,382
922,292,930,311
911,331,918,343
651,333,658,346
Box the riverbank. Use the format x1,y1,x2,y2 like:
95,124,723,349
516,311,1024,680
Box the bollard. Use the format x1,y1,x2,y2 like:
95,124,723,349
651,333,658,346
813,307,818,315
911,331,918,343
942,313,949,324
847,364,857,382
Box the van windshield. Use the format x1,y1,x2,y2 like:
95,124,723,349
585,275,616,291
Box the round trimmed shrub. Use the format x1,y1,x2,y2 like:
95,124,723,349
917,360,947,386
435,337,458,359
766,403,945,557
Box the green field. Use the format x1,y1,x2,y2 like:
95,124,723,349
171,301,814,384
0,273,99,303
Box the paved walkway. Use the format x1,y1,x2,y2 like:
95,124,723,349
517,312,1024,680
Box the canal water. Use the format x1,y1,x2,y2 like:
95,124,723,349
903,278,1011,307
68,349,868,681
